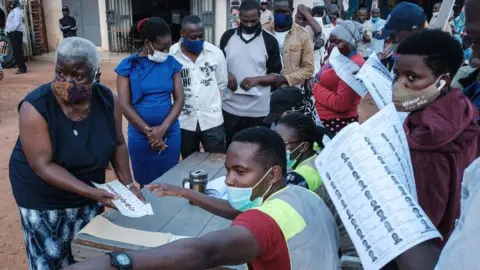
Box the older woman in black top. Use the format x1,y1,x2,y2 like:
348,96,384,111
9,37,144,269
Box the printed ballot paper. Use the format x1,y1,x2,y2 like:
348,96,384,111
329,47,368,97
93,180,154,218
315,105,441,270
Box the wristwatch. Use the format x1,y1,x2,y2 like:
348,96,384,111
125,183,135,190
108,252,132,270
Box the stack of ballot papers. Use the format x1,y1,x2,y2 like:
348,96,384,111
206,176,228,199
93,180,154,218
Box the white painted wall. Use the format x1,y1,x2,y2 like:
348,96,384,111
98,0,109,51
214,0,227,46
42,0,63,51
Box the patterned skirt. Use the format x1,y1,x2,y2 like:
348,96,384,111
19,203,103,270
322,116,359,134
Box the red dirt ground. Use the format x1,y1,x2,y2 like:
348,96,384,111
0,61,120,269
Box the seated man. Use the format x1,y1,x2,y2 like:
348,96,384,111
67,127,340,270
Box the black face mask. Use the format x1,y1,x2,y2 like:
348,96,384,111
241,22,261,34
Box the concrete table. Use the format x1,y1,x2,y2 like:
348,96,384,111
71,152,236,265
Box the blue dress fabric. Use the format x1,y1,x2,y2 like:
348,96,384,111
115,54,182,185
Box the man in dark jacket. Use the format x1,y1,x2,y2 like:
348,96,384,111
59,6,77,38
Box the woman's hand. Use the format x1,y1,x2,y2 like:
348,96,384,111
147,183,186,198
129,186,146,202
146,125,168,151
87,187,118,209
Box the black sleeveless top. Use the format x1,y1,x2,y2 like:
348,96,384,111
9,83,117,210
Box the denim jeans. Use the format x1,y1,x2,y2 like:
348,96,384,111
180,123,226,159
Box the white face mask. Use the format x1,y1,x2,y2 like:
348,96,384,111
148,43,168,63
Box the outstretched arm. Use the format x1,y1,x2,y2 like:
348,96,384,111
67,226,259,270
148,183,241,220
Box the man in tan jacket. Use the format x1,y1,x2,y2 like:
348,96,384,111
273,1,320,88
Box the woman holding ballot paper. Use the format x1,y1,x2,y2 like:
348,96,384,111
8,37,144,269
382,29,479,248
313,20,365,134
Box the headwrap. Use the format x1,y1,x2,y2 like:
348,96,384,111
330,20,364,48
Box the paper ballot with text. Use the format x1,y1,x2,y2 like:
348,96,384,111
93,180,154,218
315,105,440,270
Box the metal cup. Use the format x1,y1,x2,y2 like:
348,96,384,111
182,170,208,204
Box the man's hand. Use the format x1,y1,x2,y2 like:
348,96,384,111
240,77,260,90
297,4,310,17
147,183,186,198
228,72,238,91
275,75,289,88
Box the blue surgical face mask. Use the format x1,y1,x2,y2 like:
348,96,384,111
286,142,305,170
274,13,292,28
183,37,204,54
226,168,273,211
372,17,379,22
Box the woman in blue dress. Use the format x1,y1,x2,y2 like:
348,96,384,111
115,17,184,186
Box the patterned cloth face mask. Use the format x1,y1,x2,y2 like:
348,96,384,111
52,70,97,104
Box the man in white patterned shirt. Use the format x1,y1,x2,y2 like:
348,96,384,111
170,15,228,159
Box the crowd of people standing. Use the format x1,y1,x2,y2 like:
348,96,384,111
7,0,480,269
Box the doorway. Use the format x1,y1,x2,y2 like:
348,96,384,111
132,0,191,43
62,0,102,46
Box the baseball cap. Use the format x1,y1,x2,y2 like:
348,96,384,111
263,87,304,125
380,2,425,34
62,6,69,12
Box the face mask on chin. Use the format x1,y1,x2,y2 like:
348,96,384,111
286,142,305,170
147,43,168,63
226,167,274,211
241,22,261,34
392,76,447,112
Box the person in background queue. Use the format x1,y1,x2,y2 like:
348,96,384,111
67,127,340,270
368,8,386,58
459,0,480,126
294,4,324,51
275,113,355,255
312,5,327,72
9,37,144,269
377,2,425,45
115,18,184,186
220,0,282,147
356,7,373,59
272,1,318,118
391,30,479,249
260,0,274,32
59,6,77,38
313,20,365,134
5,0,26,74
170,15,228,159
231,5,241,28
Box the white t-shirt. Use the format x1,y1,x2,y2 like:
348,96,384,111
435,157,480,269
274,30,289,53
